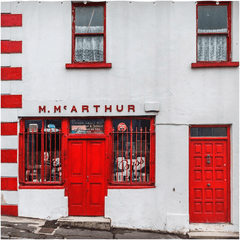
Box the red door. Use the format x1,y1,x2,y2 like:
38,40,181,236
189,140,229,223
68,139,105,216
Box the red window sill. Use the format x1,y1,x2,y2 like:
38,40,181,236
66,63,112,69
191,62,239,68
108,185,155,189
19,185,65,189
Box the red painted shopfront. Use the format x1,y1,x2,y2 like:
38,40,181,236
19,117,155,216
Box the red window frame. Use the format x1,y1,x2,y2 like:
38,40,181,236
19,118,64,187
66,2,112,69
108,117,155,188
191,1,239,68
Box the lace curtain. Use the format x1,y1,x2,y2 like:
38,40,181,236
75,26,103,62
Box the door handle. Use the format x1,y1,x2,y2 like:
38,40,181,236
207,183,211,187
87,176,89,182
207,155,211,164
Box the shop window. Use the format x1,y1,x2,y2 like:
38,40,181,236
66,2,112,69
192,2,239,68
19,119,62,185
110,118,155,186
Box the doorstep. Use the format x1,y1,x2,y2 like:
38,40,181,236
57,216,111,231
187,232,239,239
188,224,239,239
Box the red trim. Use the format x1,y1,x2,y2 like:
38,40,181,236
1,41,22,53
1,14,22,27
195,2,234,67
66,63,112,69
1,95,22,108
1,149,17,163
108,185,155,189
19,185,65,189
1,178,18,191
71,2,109,64
1,122,18,135
1,205,18,216
1,67,22,80
191,62,239,68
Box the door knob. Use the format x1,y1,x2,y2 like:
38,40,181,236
207,183,211,187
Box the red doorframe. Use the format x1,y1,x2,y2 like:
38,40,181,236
189,125,231,223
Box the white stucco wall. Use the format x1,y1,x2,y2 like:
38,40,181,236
2,1,238,232
18,189,68,220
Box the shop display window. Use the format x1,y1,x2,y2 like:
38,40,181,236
19,119,62,185
110,118,155,186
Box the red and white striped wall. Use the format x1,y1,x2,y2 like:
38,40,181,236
1,2,23,217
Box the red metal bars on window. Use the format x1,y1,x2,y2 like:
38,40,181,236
20,128,62,184
111,127,151,184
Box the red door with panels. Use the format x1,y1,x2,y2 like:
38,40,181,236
189,138,229,223
68,139,105,216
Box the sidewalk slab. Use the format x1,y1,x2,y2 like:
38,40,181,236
187,231,239,239
57,216,111,231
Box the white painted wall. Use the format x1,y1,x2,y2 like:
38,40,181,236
18,189,68,220
2,1,238,233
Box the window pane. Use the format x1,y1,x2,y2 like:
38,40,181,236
25,120,62,183
112,119,150,183
198,35,227,61
75,6,104,33
75,36,103,62
190,127,227,137
70,119,104,134
198,6,227,33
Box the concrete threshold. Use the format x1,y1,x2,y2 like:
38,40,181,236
187,231,239,239
57,216,111,231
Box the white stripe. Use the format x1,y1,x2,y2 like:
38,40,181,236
9,81,23,94
1,109,18,122
1,54,11,67
11,27,23,41
1,191,18,205
1,81,11,94
1,136,18,149
1,28,11,40
1,163,18,177
10,54,23,67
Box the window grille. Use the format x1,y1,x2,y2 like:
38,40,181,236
111,124,153,184
20,121,62,184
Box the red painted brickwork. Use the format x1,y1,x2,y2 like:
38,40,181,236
1,122,18,135
1,67,22,80
1,150,17,163
1,178,18,191
1,41,22,53
1,14,22,27
1,95,22,108
1,205,18,216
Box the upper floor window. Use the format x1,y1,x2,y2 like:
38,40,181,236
66,2,111,69
192,2,239,68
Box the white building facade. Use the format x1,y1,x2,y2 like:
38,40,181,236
1,1,239,234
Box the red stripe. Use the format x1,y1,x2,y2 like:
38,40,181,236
1,14,22,27
1,67,22,80
1,150,17,163
1,205,18,216
1,122,18,135
1,95,22,108
1,178,18,190
1,41,22,53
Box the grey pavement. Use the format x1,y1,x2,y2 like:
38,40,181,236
1,216,184,239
